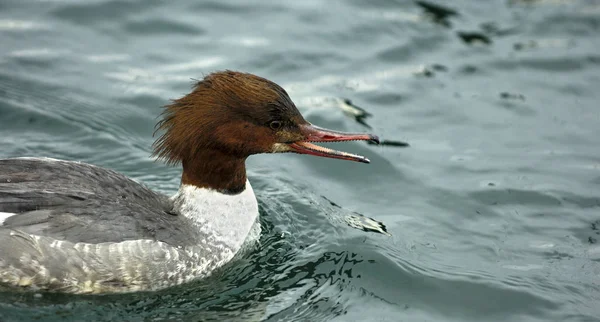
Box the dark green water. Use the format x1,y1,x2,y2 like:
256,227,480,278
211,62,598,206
1,0,600,321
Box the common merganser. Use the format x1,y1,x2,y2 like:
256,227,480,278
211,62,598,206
0,71,378,294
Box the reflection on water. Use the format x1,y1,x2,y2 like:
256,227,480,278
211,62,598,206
1,0,600,321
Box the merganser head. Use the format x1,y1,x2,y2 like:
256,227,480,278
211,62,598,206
152,71,378,192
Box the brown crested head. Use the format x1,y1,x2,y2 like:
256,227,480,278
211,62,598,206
153,70,378,193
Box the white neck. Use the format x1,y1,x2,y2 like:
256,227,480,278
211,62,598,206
171,180,260,251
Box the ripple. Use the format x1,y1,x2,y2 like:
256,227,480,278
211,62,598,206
123,18,201,36
85,54,130,63
51,0,163,25
489,55,599,72
8,48,70,59
2,0,600,320
248,51,347,74
377,34,449,62
189,1,285,14
220,36,270,47
157,57,224,72
0,20,49,31
468,188,563,207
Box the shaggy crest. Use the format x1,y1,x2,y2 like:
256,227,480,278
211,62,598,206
152,70,296,165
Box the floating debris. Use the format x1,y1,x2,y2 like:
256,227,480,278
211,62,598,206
336,98,373,128
513,42,530,51
431,64,448,72
457,31,492,45
588,220,600,244
345,214,391,236
322,196,391,236
416,1,458,27
460,65,478,74
513,39,574,51
414,64,449,78
306,97,409,147
367,139,410,147
500,92,526,101
414,66,435,78
337,98,372,118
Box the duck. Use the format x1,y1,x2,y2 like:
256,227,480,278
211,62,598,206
0,71,378,294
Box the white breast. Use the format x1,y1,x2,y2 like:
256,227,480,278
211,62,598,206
171,180,260,252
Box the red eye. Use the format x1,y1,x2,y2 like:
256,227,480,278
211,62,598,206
269,121,282,130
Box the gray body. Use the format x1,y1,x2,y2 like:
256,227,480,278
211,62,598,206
0,158,260,293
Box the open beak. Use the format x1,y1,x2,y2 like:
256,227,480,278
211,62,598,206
287,124,379,163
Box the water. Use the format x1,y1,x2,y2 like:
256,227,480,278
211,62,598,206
1,0,599,321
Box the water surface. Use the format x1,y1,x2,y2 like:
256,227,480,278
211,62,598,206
1,0,600,321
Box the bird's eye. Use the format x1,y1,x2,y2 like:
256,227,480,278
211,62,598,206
269,120,283,130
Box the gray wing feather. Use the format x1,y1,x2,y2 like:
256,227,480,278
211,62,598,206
0,158,200,246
